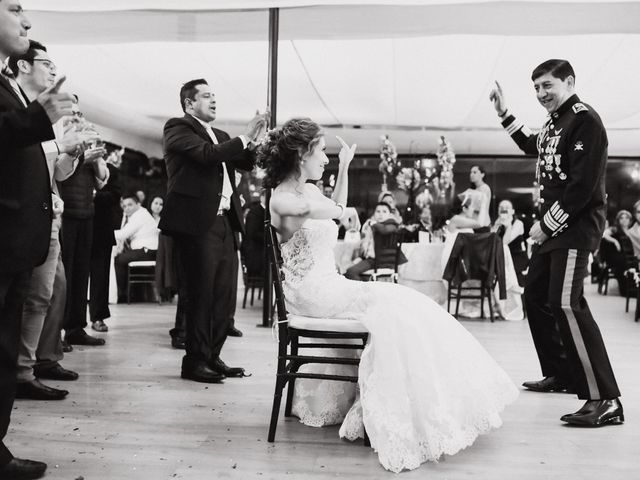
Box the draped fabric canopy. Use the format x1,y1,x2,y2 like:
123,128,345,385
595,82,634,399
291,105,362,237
24,1,640,157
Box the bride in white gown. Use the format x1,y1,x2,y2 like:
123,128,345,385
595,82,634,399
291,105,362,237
257,119,519,473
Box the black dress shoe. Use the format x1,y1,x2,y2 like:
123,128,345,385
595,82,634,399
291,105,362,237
15,380,68,400
91,320,109,332
181,360,225,384
208,357,247,378
61,340,73,353
34,363,79,381
522,376,573,393
226,325,243,337
0,457,47,479
171,337,186,349
65,329,106,346
561,399,624,427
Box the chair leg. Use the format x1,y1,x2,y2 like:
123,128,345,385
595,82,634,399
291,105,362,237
242,287,248,309
364,428,371,447
251,286,255,306
604,275,609,295
284,338,299,417
127,277,131,304
455,285,462,318
487,286,494,323
480,287,485,319
258,287,262,300
268,376,287,442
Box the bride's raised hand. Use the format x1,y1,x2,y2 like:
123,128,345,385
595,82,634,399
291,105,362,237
336,135,357,169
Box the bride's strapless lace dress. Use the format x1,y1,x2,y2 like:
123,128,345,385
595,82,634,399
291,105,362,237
280,219,519,473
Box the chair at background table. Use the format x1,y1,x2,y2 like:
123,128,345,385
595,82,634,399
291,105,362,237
240,252,263,308
442,232,506,322
362,229,404,283
265,225,369,445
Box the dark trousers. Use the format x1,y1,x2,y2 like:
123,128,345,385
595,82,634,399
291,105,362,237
525,248,620,400
170,254,187,341
0,270,31,466
228,249,239,329
61,217,93,332
174,215,235,363
89,241,113,322
114,248,157,300
345,258,375,281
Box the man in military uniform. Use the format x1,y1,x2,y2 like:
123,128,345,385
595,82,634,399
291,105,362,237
490,59,622,427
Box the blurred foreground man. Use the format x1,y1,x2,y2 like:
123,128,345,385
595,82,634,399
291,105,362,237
0,1,75,478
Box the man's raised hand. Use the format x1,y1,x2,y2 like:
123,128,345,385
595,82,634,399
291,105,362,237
36,75,76,124
489,80,507,116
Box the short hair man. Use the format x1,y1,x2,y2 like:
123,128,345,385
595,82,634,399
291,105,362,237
160,78,267,383
113,193,158,301
13,39,92,402
490,59,621,426
0,1,75,477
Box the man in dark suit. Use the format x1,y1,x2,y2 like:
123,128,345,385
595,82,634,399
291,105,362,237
0,1,75,477
160,78,266,383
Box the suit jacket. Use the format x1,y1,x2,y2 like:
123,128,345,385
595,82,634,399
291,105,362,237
159,114,254,237
0,76,55,273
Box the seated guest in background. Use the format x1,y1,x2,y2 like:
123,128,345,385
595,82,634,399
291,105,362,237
403,206,433,242
378,191,404,225
135,189,147,208
625,199,640,258
149,195,164,223
446,190,485,233
492,199,528,287
600,210,636,296
345,202,406,281
114,194,159,302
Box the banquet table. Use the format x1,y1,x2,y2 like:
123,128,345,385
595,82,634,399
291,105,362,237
334,240,447,304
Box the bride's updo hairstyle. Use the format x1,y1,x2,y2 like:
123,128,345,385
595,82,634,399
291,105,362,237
256,118,323,189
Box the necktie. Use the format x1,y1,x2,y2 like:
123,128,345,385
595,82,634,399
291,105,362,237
1,63,15,79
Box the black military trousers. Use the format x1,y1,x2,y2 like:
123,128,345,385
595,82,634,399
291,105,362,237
524,247,620,400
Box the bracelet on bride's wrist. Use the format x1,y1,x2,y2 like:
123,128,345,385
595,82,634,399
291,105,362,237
335,202,346,220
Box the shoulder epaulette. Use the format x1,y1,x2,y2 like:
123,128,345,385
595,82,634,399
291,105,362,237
572,103,588,114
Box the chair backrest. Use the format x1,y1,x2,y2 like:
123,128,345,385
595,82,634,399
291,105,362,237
447,232,503,284
265,224,290,340
372,228,402,271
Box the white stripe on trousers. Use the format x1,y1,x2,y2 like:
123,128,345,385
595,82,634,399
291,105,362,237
561,249,600,399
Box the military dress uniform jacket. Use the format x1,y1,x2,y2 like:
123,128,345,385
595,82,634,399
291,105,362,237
501,94,607,253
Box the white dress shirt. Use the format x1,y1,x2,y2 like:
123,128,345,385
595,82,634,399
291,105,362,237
190,115,248,212
114,207,158,250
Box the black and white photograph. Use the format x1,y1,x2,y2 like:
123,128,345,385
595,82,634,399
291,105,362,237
0,1,639,479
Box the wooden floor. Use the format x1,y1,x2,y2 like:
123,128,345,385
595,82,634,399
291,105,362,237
7,283,640,479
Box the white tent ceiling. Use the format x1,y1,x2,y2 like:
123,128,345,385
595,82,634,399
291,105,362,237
22,1,640,157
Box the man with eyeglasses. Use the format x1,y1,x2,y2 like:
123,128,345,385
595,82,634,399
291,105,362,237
1,1,78,478
11,40,96,401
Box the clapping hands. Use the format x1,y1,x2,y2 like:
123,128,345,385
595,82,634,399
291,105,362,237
245,109,270,142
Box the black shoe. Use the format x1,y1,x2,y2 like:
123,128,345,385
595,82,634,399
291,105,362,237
0,457,47,479
65,329,106,346
226,325,243,337
522,376,573,393
91,320,109,332
208,357,247,378
15,379,68,400
181,359,225,384
61,340,73,353
34,363,79,381
561,399,624,427
171,337,186,350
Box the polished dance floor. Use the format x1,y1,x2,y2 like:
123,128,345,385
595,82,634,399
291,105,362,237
7,283,639,479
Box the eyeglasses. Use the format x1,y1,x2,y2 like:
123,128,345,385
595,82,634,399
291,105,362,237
32,59,56,71
71,111,84,118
